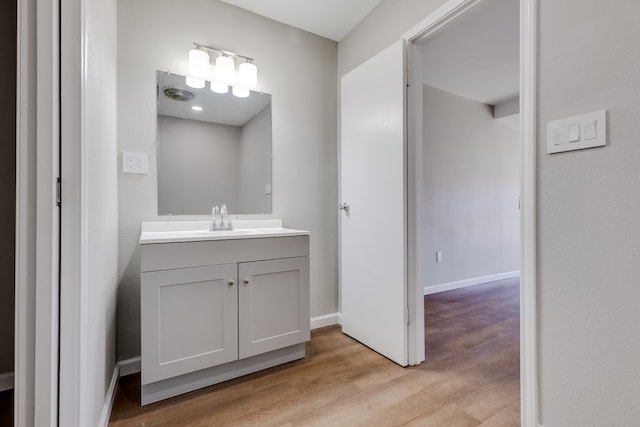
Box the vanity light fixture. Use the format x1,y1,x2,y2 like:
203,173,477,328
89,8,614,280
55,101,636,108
187,42,258,97
185,76,205,89
186,47,210,89
232,86,250,98
210,81,229,94
209,65,229,93
238,60,257,89
215,55,236,85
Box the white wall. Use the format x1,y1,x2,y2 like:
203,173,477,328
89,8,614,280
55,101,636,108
538,1,640,425
118,0,338,361
83,0,119,424
422,85,519,289
157,116,241,214
238,106,272,214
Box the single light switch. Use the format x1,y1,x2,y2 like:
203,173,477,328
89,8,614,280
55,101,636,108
585,120,597,140
553,128,564,146
569,123,581,142
436,251,443,263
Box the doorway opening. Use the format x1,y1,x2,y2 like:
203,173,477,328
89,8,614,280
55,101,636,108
415,0,521,421
403,0,537,424
420,0,521,363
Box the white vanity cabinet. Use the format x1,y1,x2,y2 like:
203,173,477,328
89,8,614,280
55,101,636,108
140,225,310,405
238,257,310,358
141,263,239,385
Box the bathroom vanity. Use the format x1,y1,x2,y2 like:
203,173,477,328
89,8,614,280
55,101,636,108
139,220,310,405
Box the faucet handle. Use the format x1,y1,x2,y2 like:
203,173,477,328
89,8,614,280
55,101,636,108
220,204,228,219
211,205,220,218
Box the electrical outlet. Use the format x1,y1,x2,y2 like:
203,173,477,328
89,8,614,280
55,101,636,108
122,151,148,174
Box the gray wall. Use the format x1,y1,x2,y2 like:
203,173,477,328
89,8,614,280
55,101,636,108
422,85,519,289
338,0,449,76
0,0,16,377
118,0,338,361
538,1,640,425
84,0,119,424
345,0,640,425
157,116,241,214
238,106,272,214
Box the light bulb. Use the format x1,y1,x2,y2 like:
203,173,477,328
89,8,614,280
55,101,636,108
210,81,229,94
232,86,250,98
185,76,205,88
191,106,203,111
238,62,257,89
216,55,236,85
188,48,210,79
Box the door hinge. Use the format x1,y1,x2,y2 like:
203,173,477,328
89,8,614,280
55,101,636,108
405,305,414,325
56,177,61,207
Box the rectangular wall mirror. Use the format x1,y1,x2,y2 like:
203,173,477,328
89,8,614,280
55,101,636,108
156,71,273,215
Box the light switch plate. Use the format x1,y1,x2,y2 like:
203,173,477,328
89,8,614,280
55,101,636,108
547,110,606,154
568,123,580,142
122,151,148,174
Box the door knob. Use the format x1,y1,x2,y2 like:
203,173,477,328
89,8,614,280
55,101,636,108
339,203,350,213
228,280,235,286
243,278,250,284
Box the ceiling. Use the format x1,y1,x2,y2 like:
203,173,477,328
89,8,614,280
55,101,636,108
157,71,271,126
219,0,384,41
421,0,519,107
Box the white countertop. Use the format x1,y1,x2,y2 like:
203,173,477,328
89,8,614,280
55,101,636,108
139,219,309,245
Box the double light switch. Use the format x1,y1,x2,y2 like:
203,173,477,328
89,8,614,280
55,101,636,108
546,110,606,154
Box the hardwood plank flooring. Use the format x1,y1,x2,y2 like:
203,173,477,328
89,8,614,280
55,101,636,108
110,278,520,426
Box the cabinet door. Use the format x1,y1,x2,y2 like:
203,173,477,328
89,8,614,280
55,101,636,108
238,257,310,359
141,264,238,384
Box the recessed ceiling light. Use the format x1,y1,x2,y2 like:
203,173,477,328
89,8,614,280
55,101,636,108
192,106,203,111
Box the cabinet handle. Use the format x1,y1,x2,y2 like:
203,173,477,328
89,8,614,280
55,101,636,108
228,280,235,286
243,278,250,285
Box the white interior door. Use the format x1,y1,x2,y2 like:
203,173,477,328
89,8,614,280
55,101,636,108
340,40,408,366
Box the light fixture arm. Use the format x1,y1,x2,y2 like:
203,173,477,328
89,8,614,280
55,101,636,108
193,42,254,63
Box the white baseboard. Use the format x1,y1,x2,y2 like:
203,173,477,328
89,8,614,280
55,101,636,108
424,271,520,295
97,364,120,427
311,312,342,329
0,372,13,392
118,356,141,377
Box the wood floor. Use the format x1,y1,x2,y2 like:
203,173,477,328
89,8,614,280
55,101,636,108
110,278,520,426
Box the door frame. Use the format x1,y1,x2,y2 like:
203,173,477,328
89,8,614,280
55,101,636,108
16,0,61,425
402,0,538,426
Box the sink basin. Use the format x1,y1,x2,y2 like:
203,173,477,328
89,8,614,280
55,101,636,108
192,229,257,236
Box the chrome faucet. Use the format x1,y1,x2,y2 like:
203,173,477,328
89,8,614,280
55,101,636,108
210,206,222,231
220,204,234,231
209,204,233,231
